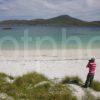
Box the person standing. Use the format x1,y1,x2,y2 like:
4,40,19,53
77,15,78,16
83,57,96,88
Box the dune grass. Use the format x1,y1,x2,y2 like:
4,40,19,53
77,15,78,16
0,72,100,99
0,72,77,100
61,76,100,92
48,84,77,100
91,80,100,91
82,91,96,100
61,76,83,85
0,73,14,92
96,97,100,100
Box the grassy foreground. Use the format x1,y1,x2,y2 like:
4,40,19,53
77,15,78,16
0,72,76,100
0,72,100,100
61,76,100,92
91,81,100,91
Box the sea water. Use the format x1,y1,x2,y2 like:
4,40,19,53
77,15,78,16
0,25,100,50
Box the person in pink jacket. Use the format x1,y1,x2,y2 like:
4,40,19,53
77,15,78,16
83,57,96,88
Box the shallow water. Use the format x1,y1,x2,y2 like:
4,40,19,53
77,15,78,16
0,25,100,49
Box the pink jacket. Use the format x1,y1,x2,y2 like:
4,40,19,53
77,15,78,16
86,61,96,74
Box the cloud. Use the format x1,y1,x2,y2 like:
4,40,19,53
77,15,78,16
0,0,100,21
87,0,100,8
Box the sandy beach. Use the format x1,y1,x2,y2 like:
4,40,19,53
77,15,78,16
0,49,100,81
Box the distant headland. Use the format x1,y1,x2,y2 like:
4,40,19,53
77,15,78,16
0,15,100,27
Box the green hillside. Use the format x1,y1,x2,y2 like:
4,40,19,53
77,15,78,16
0,15,100,26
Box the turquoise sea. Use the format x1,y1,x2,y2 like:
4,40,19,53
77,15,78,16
0,25,100,50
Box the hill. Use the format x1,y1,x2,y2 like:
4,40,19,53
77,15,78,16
0,15,100,26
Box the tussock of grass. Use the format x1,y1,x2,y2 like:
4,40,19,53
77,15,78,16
0,73,14,80
0,72,77,100
14,72,49,87
91,80,100,91
48,84,77,100
1,72,100,99
61,76,83,85
0,73,14,92
96,97,100,100
82,91,96,100
0,73,7,84
0,73,7,78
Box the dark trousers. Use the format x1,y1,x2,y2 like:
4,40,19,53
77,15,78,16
85,73,94,87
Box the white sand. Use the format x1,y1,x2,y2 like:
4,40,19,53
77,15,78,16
0,49,100,81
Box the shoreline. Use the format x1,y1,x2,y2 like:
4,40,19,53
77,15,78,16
0,48,100,59
0,49,100,81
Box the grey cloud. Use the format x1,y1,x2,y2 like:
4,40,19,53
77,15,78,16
0,0,100,21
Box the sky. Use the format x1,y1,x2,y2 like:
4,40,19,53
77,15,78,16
0,0,100,21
